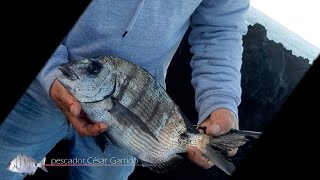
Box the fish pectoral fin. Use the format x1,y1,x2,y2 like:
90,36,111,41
94,133,108,152
109,97,159,142
141,155,185,173
14,165,23,173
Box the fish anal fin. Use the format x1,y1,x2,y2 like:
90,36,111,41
203,146,236,176
141,155,185,173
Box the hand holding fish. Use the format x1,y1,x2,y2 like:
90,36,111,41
50,80,108,136
187,108,238,169
56,57,261,175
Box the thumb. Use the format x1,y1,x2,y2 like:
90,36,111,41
51,80,81,116
210,123,222,136
207,108,238,136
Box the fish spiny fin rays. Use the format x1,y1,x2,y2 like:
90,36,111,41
141,155,185,173
228,129,262,138
177,107,198,134
209,129,262,152
204,129,262,175
204,146,236,176
108,97,159,142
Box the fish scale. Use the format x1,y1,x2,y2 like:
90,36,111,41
113,62,179,141
57,56,262,175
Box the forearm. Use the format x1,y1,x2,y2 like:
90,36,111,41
189,0,249,124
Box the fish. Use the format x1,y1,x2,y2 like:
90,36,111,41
7,155,48,175
56,56,261,175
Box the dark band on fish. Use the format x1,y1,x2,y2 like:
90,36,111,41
109,97,159,142
116,66,138,100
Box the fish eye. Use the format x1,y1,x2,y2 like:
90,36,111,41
87,61,102,76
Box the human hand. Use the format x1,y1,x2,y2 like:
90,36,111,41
187,108,238,169
50,80,108,136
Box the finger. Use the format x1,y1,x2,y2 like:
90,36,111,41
50,80,108,136
199,118,225,136
60,107,108,136
227,148,238,157
187,146,214,169
69,112,108,136
207,109,238,136
52,81,81,116
74,120,108,136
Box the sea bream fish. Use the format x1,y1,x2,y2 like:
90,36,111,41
57,56,261,175
7,155,48,175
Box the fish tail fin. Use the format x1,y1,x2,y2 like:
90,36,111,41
38,157,48,173
202,129,261,176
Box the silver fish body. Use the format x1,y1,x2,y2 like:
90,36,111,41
7,155,47,175
57,56,261,175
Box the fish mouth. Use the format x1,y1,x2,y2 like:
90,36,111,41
58,64,78,80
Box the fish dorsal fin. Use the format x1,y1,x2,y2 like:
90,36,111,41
141,155,185,173
176,107,198,134
109,97,159,141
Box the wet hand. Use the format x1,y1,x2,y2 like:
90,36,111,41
187,108,238,169
50,80,108,136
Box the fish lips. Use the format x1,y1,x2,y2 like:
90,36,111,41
58,64,78,81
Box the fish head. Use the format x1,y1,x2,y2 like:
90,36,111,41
57,58,116,102
6,159,19,173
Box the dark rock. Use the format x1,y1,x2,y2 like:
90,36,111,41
239,24,311,131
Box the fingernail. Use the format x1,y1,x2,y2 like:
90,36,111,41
99,128,107,133
70,104,75,115
212,123,221,135
99,123,108,129
71,104,81,116
208,160,214,166
201,156,208,161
